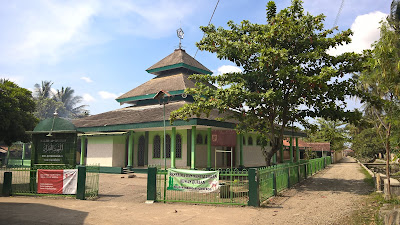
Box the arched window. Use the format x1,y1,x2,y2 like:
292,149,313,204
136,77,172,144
205,135,208,145
138,135,145,166
166,134,171,158
153,135,161,158
196,134,203,144
176,134,182,158
248,136,253,146
242,136,246,145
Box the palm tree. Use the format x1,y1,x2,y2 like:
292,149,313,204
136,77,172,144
53,86,88,118
33,81,53,99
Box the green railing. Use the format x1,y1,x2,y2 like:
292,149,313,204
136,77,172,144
85,165,100,198
6,159,31,167
155,169,249,205
0,164,99,199
148,156,332,207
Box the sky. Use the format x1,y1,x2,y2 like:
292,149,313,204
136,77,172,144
0,0,393,116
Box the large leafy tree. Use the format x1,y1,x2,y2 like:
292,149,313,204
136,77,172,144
171,0,362,166
360,17,400,198
0,79,38,146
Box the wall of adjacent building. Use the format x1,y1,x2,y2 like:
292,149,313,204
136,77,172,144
86,136,115,167
112,135,127,167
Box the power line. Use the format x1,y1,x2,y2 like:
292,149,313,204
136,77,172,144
333,0,345,29
194,0,220,59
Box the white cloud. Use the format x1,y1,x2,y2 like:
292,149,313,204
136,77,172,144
0,74,24,83
0,1,102,64
98,91,118,99
81,76,93,83
83,93,96,102
101,0,198,38
0,0,201,65
328,11,387,56
217,65,243,75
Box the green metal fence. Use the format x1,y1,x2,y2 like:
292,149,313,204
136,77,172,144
156,168,249,205
0,164,99,199
6,159,31,167
85,165,100,198
148,156,332,207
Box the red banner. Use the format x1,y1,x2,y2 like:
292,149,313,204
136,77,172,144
211,130,237,147
37,170,63,194
37,169,77,194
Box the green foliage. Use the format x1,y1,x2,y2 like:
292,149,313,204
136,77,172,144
33,81,88,120
360,19,400,162
304,149,317,160
171,0,362,166
306,118,348,152
0,79,38,146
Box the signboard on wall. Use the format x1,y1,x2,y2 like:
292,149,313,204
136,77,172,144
211,130,237,147
37,169,78,194
32,133,77,166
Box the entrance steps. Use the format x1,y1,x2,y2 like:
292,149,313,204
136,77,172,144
122,167,135,174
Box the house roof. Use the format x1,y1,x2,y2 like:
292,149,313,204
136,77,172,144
73,100,234,129
307,142,330,152
283,139,330,151
32,116,77,133
116,73,214,103
146,49,212,75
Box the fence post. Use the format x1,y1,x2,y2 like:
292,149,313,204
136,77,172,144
147,167,157,202
297,163,300,183
273,171,277,196
304,163,308,179
287,166,291,188
248,168,259,207
76,166,86,200
2,172,12,196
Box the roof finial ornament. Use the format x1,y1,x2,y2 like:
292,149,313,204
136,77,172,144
177,27,184,49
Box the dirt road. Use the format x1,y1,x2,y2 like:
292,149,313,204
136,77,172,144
0,157,372,225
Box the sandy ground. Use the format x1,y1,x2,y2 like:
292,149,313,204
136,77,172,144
0,157,372,225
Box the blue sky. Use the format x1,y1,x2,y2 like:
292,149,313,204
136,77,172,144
0,0,392,115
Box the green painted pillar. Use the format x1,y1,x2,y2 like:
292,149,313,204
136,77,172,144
80,136,86,165
171,127,176,168
2,172,12,196
289,136,294,163
239,133,244,168
207,128,212,169
191,126,196,169
76,166,86,200
296,137,300,162
147,167,157,201
279,142,284,163
248,168,259,207
273,152,277,164
128,131,134,168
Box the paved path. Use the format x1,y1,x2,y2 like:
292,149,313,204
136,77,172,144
0,157,372,225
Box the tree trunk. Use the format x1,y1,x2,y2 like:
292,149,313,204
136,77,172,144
385,123,392,200
264,150,274,167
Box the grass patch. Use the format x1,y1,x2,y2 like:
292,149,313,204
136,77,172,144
359,166,375,187
338,166,400,225
337,192,384,225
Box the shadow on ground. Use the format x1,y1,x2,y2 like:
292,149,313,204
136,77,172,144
0,202,88,225
295,176,371,195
